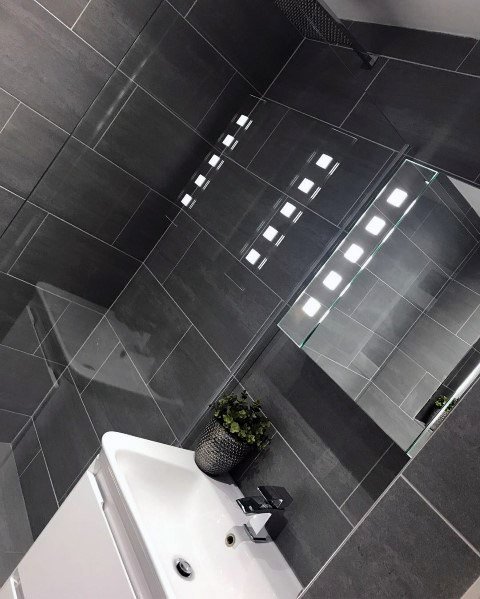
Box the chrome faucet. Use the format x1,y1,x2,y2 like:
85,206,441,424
236,486,293,542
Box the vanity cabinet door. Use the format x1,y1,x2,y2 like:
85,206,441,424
18,471,137,599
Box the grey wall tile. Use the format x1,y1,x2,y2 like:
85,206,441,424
150,327,229,438
236,434,352,586
0,104,68,197
373,350,426,406
12,422,40,477
428,279,479,335
405,377,480,551
164,232,280,366
10,215,139,310
401,372,441,419
37,0,89,27
460,42,480,77
97,88,210,199
30,138,149,244
0,187,23,238
0,410,29,443
0,203,46,274
121,2,234,128
73,0,162,65
304,478,480,599
0,90,18,126
81,344,175,443
0,0,114,131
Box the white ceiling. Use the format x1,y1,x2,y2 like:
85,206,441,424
327,0,480,38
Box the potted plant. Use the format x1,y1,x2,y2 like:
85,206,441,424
194,390,271,476
428,395,457,430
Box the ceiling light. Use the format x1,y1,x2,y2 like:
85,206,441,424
236,115,249,127
316,154,333,169
181,194,192,207
386,188,408,207
298,178,315,194
245,249,260,265
302,297,321,317
223,134,235,147
195,174,206,187
208,154,221,167
365,216,386,235
280,202,296,218
323,270,343,291
344,243,364,263
263,226,278,242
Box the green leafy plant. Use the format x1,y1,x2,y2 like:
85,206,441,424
434,395,457,413
213,390,271,450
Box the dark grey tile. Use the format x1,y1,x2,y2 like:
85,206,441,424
401,372,442,419
73,0,162,65
336,268,377,316
406,376,480,550
0,346,55,415
242,333,393,506
0,89,18,126
110,266,190,381
0,273,39,353
196,74,256,145
164,232,279,366
10,215,139,310
357,384,424,451
150,327,229,438
341,444,408,525
352,280,422,345
350,22,477,70
458,307,480,345
97,88,210,199
0,410,29,443
305,477,480,599
37,0,88,27
19,451,57,540
268,41,389,126
12,421,40,477
373,350,426,406
0,202,46,273
81,345,175,443
400,314,470,380
0,0,113,131
345,61,480,180
168,0,195,16
304,348,368,399
460,41,480,76
404,261,448,311
455,245,480,295
146,210,201,283
349,332,394,380
31,138,148,244
428,279,479,335
0,187,23,238
69,317,118,393
121,3,234,128
237,434,352,585
114,191,179,260
0,104,68,197
188,0,301,91
34,370,99,500
74,71,136,148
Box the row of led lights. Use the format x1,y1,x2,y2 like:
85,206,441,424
244,152,335,269
180,114,252,208
302,187,410,319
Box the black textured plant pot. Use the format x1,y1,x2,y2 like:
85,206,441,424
194,419,252,476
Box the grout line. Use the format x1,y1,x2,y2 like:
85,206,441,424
31,301,71,356
245,109,289,169
69,367,101,444
147,326,192,384
0,406,31,418
456,304,480,336
161,228,202,284
93,84,138,150
401,475,480,558
184,0,197,19
263,38,305,98
71,0,93,30
339,443,394,509
17,448,42,479
0,103,20,135
224,272,245,292
79,340,120,396
196,72,236,130
111,188,150,246
455,39,479,72
7,213,48,274
32,421,59,506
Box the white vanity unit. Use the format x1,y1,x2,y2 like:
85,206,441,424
0,433,301,599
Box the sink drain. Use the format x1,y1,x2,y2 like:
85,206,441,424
174,558,194,580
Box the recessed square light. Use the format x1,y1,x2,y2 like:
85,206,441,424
208,154,221,167
195,174,206,187
298,178,315,194
386,188,408,207
245,249,261,265
302,297,321,317
280,202,296,218
365,216,386,235
263,226,278,242
223,134,235,147
181,194,192,207
344,243,364,263
323,270,343,291
316,154,333,169
236,114,249,127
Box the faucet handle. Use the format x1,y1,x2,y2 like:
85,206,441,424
258,486,293,510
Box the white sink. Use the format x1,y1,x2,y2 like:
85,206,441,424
98,432,301,599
